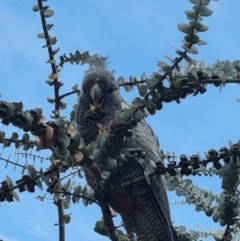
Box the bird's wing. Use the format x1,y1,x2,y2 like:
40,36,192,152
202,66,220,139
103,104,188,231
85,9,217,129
128,117,177,241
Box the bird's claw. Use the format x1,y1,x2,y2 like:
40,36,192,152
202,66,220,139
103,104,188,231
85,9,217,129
84,106,103,125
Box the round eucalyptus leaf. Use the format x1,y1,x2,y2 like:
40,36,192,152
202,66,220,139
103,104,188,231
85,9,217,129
68,130,81,152
177,23,194,34
21,133,30,144
92,148,107,164
146,78,155,90
60,101,67,109
193,5,213,17
132,97,142,108
212,212,219,223
141,72,147,81
54,134,70,155
44,9,54,18
115,108,135,125
22,114,33,129
184,10,198,18
101,171,110,181
190,20,209,32
157,61,169,68
85,141,97,155
55,118,65,131
184,34,200,44
47,97,55,103
120,148,130,156
117,76,125,85
64,154,72,167
125,85,133,92
13,101,23,112
205,207,213,217
190,45,199,54
63,213,71,224
32,4,39,12
143,98,155,109
138,85,148,97
10,132,19,140
189,0,199,3
37,33,45,38
107,159,118,173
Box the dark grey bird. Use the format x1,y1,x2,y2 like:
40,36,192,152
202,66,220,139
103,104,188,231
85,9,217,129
76,56,179,241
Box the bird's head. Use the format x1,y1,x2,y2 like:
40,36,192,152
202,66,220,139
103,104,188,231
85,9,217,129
82,64,119,109
76,55,125,129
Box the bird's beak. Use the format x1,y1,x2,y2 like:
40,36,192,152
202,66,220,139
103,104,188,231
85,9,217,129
89,83,104,107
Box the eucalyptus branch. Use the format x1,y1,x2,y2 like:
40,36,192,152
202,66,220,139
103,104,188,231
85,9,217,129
119,80,146,86
56,172,65,241
60,170,79,181
7,167,59,192
60,190,100,206
221,224,231,241
119,77,240,88
146,48,191,101
0,101,43,132
99,202,119,241
37,0,61,117
0,137,35,147
37,0,58,75
0,156,25,169
15,151,50,162
58,51,93,68
199,78,240,85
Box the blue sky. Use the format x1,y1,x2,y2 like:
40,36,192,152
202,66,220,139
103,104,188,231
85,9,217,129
1,0,240,241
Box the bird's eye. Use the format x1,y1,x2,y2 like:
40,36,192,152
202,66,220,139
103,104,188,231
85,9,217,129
107,87,113,93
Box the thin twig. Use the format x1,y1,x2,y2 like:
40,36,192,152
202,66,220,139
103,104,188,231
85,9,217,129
221,224,230,241
0,156,25,168
59,90,80,100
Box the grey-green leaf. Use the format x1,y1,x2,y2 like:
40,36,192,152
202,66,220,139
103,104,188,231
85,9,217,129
184,10,199,19
193,5,213,17
6,175,14,188
190,20,209,32
37,33,45,38
10,132,19,140
45,79,54,86
117,76,125,85
196,40,207,46
44,9,54,18
177,23,194,34
132,97,142,108
65,178,71,191
52,48,60,55
189,0,199,4
138,85,148,97
157,61,170,69
125,85,133,92
11,190,20,202
141,72,147,81
47,97,55,103
32,4,39,12
184,34,200,44
46,59,56,64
